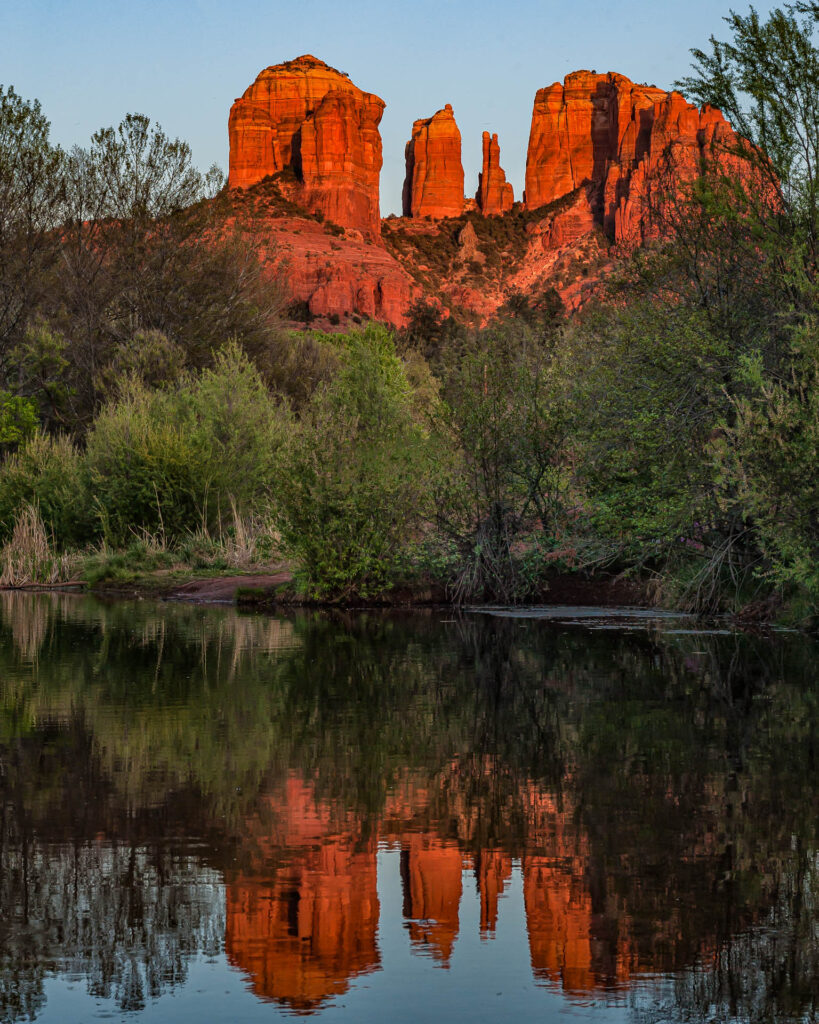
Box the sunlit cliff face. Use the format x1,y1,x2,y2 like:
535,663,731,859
226,60,753,325
228,55,384,241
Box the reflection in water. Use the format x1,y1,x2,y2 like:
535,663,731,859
0,593,817,1021
225,778,380,1012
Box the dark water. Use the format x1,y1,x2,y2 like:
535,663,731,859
0,593,817,1023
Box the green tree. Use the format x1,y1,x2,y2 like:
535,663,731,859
274,325,435,598
678,3,819,276
721,321,819,615
433,326,569,602
0,86,63,368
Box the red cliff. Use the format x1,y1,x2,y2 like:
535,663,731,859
403,104,465,219
525,71,739,244
228,55,385,239
476,132,514,215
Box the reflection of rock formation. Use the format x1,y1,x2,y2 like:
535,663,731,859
224,770,649,1002
475,850,512,934
524,856,595,993
400,835,464,964
226,842,379,1011
224,778,380,1012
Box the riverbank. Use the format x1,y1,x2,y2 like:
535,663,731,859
3,564,808,632
3,565,652,609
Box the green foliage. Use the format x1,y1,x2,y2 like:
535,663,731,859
274,324,435,598
97,329,187,395
0,430,90,546
567,300,729,550
0,392,38,448
433,326,570,602
396,298,467,364
85,343,284,545
678,4,819,265
724,322,819,614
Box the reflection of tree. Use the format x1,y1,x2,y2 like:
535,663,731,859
0,594,817,1020
0,840,223,1017
0,719,226,1022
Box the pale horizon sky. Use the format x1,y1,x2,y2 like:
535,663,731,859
3,0,778,216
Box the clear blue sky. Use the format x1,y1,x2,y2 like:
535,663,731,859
3,0,777,216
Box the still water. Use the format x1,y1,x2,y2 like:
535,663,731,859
0,592,817,1023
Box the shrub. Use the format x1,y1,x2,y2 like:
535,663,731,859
0,431,91,546
274,324,436,597
85,343,285,545
0,503,76,585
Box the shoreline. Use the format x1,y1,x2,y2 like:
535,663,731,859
0,571,799,632
0,569,657,610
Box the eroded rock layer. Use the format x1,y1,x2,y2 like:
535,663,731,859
525,71,738,243
403,104,465,219
228,55,385,239
476,132,514,215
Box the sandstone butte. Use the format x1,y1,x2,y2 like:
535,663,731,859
228,55,385,239
476,131,514,215
226,59,745,325
403,104,465,219
524,70,740,244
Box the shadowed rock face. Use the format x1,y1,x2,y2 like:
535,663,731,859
476,132,514,216
228,55,385,239
403,104,465,219
525,71,740,243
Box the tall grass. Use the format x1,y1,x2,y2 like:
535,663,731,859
0,504,77,586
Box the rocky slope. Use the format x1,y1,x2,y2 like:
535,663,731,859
225,59,744,327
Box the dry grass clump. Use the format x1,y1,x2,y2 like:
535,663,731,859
0,503,78,586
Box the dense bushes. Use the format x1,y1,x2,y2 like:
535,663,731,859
273,325,436,597
0,344,286,548
88,344,284,544
0,431,89,546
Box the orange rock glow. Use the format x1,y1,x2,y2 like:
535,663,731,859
228,55,385,239
403,104,465,219
476,132,514,216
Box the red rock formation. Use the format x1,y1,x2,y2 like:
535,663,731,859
228,55,385,239
542,188,596,249
476,132,514,215
524,71,740,245
224,184,417,325
403,105,465,219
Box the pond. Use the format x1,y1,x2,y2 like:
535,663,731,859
0,592,816,1023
